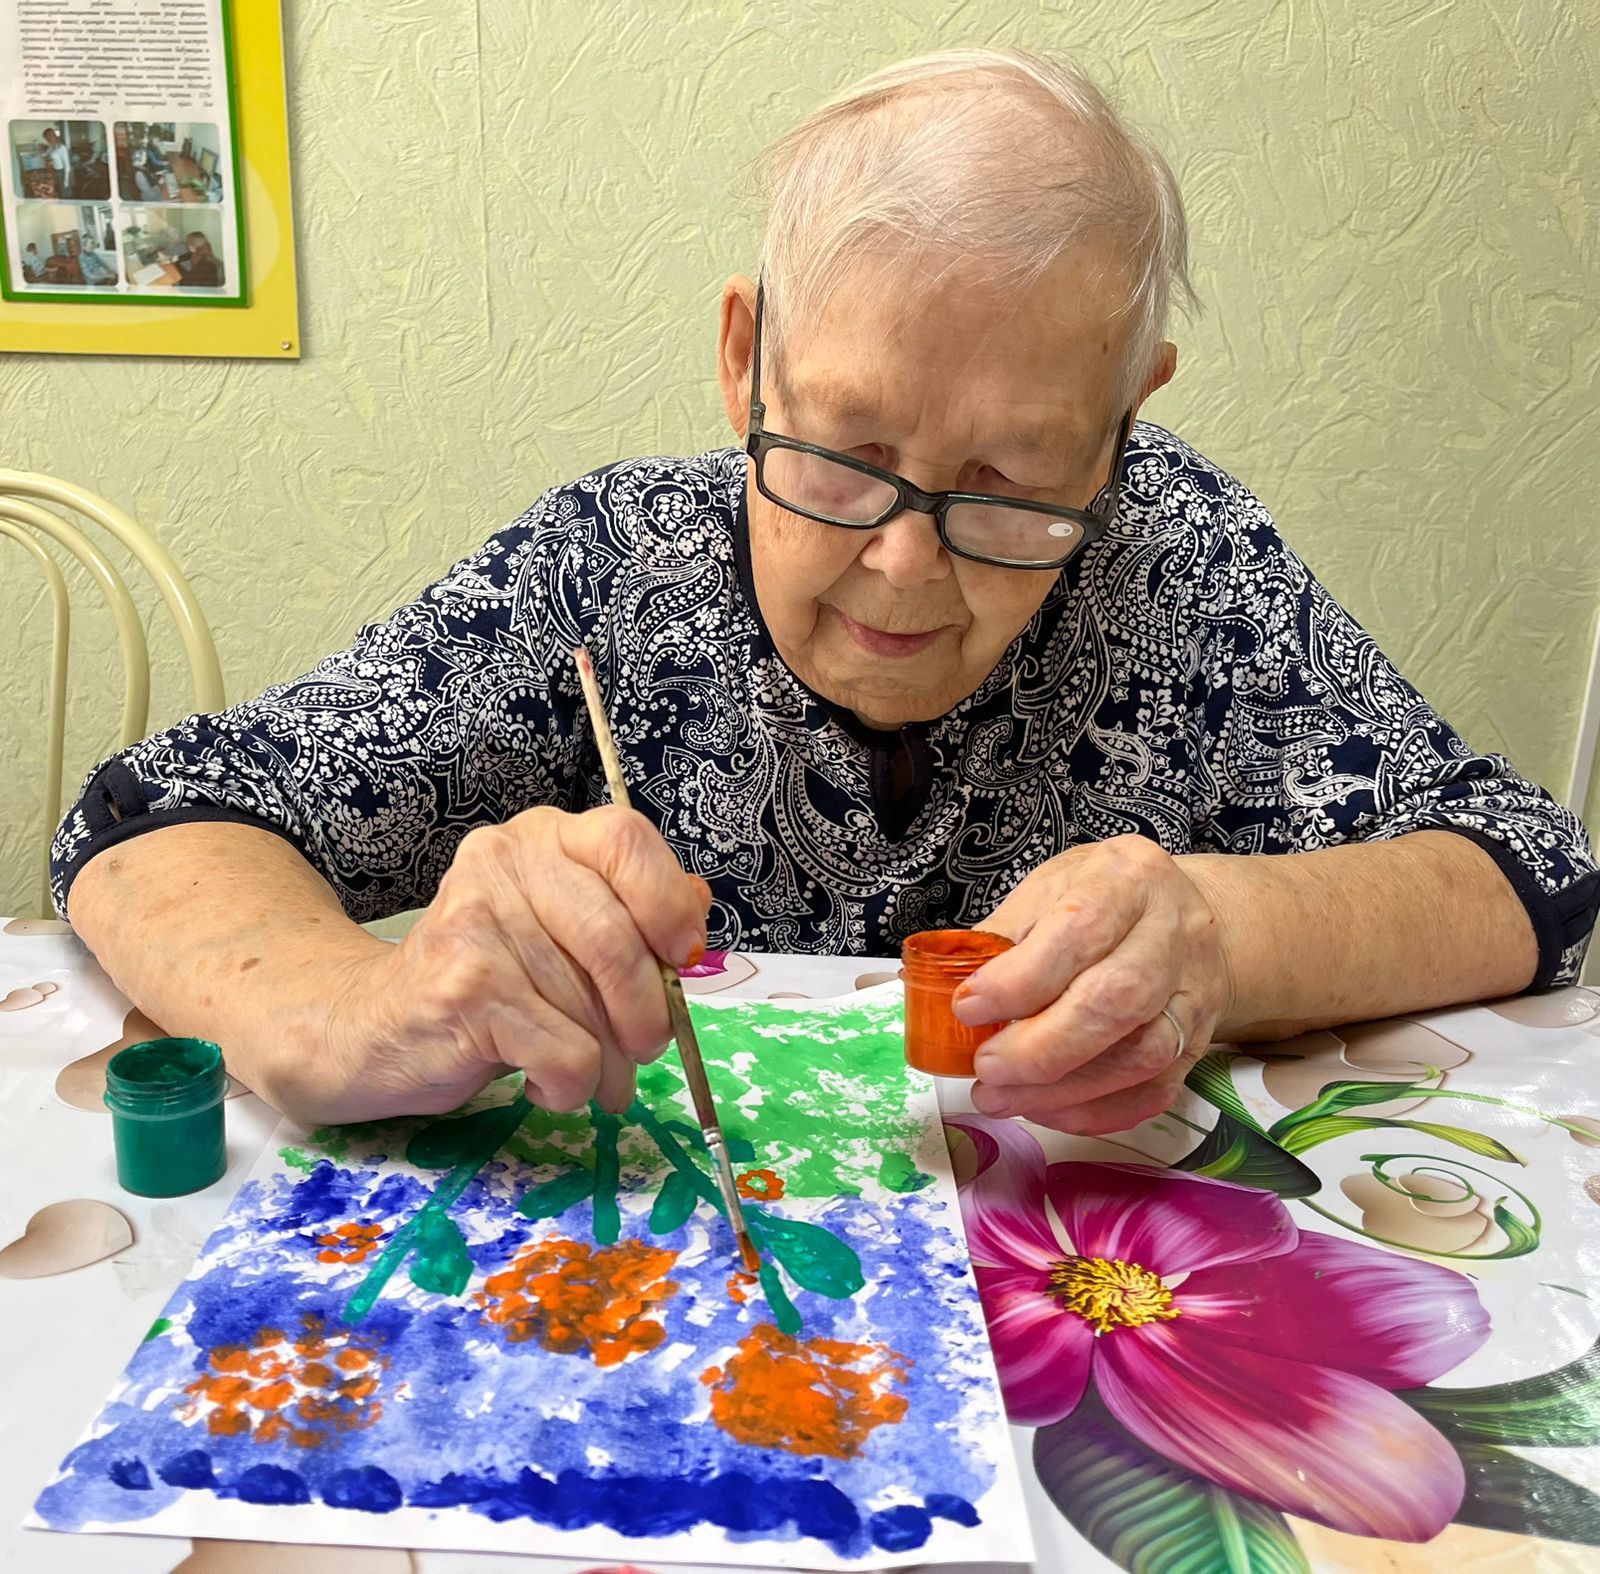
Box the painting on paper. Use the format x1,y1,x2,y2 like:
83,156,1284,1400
29,993,1033,1570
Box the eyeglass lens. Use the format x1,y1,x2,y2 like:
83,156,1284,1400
759,445,1084,563
761,446,897,523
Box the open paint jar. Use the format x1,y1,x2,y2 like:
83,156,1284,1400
901,928,1014,1077
104,1037,228,1197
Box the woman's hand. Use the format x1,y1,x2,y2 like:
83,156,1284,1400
299,805,710,1124
954,834,1233,1133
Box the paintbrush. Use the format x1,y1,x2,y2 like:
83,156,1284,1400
572,644,761,1277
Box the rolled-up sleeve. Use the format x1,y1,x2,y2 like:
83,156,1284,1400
1190,480,1597,988
51,492,598,923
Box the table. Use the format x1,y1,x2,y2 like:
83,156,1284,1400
129,261,184,288
163,153,212,202
3,922,1597,1573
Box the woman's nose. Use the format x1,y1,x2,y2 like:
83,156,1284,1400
857,503,953,588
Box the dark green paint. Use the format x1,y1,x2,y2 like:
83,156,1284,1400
408,1105,528,1170
516,1167,595,1221
649,1169,700,1233
591,1110,622,1245
104,1038,227,1199
749,1212,864,1298
343,1094,533,1324
411,1212,473,1296
664,1118,755,1164
759,1260,802,1336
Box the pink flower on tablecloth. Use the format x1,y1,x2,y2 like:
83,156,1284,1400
678,950,729,979
949,1114,1490,1542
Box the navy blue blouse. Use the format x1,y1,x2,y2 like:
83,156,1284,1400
53,426,1598,984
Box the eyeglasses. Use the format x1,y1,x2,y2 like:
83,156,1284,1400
743,284,1132,571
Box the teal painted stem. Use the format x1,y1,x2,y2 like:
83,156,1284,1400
632,1101,802,1317
759,1260,802,1334
631,1100,722,1211
341,1094,534,1324
592,1109,622,1244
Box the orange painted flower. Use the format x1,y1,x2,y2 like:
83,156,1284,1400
478,1236,679,1368
701,1323,909,1459
735,1168,785,1201
313,1220,386,1263
178,1313,387,1447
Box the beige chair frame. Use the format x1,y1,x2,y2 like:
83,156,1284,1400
0,470,224,917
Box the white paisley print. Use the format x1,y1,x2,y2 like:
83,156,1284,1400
52,426,1597,984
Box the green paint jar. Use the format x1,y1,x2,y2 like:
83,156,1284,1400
104,1037,228,1197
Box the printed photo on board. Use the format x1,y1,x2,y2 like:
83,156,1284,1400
120,205,226,290
8,119,110,202
114,120,225,204
14,202,117,288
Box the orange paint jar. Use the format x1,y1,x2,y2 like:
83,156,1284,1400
901,928,1014,1078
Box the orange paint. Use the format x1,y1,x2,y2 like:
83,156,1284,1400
727,1268,759,1304
314,1220,385,1264
478,1236,680,1368
701,1323,910,1459
179,1313,387,1448
901,928,1014,1077
735,1167,785,1201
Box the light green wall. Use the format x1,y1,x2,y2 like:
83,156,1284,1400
2,0,1596,919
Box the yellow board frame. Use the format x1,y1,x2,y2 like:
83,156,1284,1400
0,1,299,359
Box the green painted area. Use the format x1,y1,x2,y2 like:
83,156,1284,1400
304,1116,411,1164
748,1211,865,1298
516,1166,594,1221
411,1212,473,1296
319,1001,918,1328
143,1316,172,1342
661,1117,757,1164
641,998,918,1198
591,1110,622,1244
649,1169,698,1233
309,1001,916,1202
502,1098,596,1171
343,1095,533,1324
407,1104,528,1170
878,1151,934,1193
759,1260,802,1335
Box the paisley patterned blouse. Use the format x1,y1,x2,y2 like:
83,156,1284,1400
52,425,1598,985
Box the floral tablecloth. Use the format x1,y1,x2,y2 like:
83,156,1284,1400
943,994,1600,1572
2,925,1597,1572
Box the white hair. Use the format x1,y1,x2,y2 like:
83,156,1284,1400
754,47,1199,413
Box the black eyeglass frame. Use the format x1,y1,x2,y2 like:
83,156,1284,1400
743,284,1134,571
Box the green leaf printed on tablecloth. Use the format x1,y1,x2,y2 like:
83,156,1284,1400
1035,1394,1310,1574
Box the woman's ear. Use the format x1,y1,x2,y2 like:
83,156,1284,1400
717,275,758,438
1133,341,1178,414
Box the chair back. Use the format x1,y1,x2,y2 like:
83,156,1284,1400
0,470,223,917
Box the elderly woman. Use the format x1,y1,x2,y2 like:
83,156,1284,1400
57,49,1595,1132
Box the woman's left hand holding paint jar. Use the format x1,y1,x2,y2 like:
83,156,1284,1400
952,834,1230,1134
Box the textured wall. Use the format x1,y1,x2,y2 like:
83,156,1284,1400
1,0,1596,919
